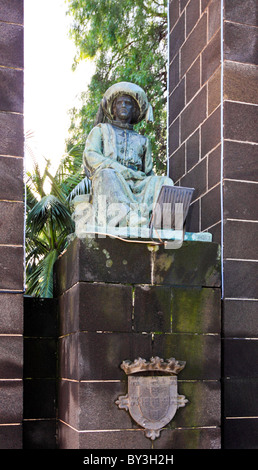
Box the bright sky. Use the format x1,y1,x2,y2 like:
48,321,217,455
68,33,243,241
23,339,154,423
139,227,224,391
24,0,94,174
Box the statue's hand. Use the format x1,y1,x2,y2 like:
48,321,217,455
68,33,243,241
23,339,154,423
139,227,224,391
121,167,145,180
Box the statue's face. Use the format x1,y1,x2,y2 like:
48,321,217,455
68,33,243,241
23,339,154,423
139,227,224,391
113,95,134,123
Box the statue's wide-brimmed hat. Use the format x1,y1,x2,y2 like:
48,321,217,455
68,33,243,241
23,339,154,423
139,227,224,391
101,81,154,124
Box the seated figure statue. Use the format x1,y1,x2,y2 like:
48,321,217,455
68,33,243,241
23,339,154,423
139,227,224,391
82,81,173,230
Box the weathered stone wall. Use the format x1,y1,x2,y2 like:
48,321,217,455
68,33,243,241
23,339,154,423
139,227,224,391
168,0,222,237
0,0,24,449
168,0,258,448
55,237,221,449
221,0,258,449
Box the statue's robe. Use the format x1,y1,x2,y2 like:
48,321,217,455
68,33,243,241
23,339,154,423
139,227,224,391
83,123,173,227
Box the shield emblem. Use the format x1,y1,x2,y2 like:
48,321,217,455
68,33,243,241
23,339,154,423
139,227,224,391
128,375,178,439
116,357,188,440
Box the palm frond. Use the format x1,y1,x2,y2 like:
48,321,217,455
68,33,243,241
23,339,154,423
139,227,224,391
67,176,92,202
27,195,73,237
25,135,87,297
26,249,59,298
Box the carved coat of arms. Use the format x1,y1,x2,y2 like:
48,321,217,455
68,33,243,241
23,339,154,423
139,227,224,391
116,357,188,440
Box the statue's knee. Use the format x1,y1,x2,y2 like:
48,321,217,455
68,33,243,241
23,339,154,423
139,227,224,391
98,168,117,182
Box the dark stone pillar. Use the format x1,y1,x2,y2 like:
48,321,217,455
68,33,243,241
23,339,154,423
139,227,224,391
168,0,258,449
0,0,24,449
55,237,221,449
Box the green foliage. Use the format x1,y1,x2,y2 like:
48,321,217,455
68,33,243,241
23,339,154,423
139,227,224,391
25,139,91,298
66,0,168,174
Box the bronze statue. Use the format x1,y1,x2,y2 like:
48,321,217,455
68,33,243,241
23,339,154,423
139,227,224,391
82,81,173,229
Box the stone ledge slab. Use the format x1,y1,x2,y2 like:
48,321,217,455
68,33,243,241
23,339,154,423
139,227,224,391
54,238,221,296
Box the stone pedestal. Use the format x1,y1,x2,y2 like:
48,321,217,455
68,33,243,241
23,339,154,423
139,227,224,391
55,237,221,449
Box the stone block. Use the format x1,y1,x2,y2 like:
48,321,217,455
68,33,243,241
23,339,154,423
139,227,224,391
58,421,152,449
59,332,152,381
208,66,221,115
134,285,172,333
0,67,23,114
169,0,180,30
224,180,258,221
169,53,179,92
224,61,258,105
54,238,221,296
201,184,221,230
185,56,200,103
0,0,24,24
153,240,220,288
151,240,221,288
58,421,79,449
152,333,220,380
186,128,199,171
185,199,199,233
0,246,24,291
202,23,221,84
181,86,207,142
0,156,24,201
201,105,221,158
169,143,185,182
208,145,221,189
224,260,258,299
224,0,257,26
0,201,24,245
180,157,207,199
169,380,221,428
208,0,221,40
171,286,221,333
186,0,200,36
224,140,258,182
224,21,258,65
0,112,24,157
54,237,151,292
0,293,23,334
0,425,22,449
170,12,185,60
58,380,132,431
201,0,209,12
58,380,79,429
224,101,258,143
168,116,179,154
223,338,258,378
58,282,132,335
223,378,258,417
0,380,23,423
180,13,207,76
208,221,221,245
58,333,79,380
0,335,23,379
0,22,23,69
169,77,185,122
223,299,258,337
180,0,189,12
224,220,258,260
